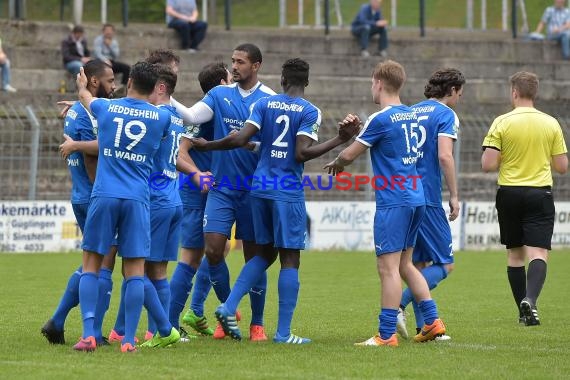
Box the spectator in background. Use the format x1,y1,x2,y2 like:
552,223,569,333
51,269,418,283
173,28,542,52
534,0,570,60
0,35,17,92
62,25,92,76
351,0,388,58
166,0,208,53
93,24,130,86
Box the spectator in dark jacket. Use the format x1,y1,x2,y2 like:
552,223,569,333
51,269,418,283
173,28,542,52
61,25,92,75
351,0,389,58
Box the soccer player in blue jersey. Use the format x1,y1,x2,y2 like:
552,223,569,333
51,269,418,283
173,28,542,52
190,58,360,343
170,62,232,337
41,59,117,346
138,64,190,346
324,60,446,346
397,68,465,339
171,44,275,341
73,61,180,352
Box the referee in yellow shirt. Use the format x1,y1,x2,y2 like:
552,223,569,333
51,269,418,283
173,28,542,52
482,71,568,326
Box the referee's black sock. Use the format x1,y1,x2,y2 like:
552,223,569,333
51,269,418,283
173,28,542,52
526,259,547,306
507,266,526,317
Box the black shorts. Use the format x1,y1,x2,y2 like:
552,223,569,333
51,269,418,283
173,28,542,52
495,186,555,250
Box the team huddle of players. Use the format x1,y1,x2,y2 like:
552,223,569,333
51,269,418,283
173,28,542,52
40,43,465,352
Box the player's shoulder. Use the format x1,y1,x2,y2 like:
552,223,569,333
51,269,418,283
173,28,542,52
258,83,276,96
210,83,237,96
298,97,321,114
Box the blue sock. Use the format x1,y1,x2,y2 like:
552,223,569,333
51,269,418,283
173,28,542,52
113,279,127,335
78,271,98,339
276,268,299,338
225,256,268,315
144,277,172,337
249,269,267,326
412,300,424,329
400,288,414,310
169,262,196,329
209,260,231,303
190,257,212,317
378,308,398,340
418,299,439,325
93,268,113,340
52,265,82,330
124,276,144,346
148,278,170,334
422,264,448,289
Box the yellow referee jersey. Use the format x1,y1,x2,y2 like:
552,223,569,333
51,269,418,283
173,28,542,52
482,107,567,187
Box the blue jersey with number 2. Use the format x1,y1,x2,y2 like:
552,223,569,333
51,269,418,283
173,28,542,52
247,94,321,201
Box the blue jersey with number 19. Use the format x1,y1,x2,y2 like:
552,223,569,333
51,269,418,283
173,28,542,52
356,104,425,208
200,82,275,189
412,99,459,207
247,94,321,201
89,97,170,205
150,105,184,209
64,101,97,204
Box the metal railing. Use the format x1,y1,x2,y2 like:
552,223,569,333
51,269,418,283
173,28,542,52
3,105,569,203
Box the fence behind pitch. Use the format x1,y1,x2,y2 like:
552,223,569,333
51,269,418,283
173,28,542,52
1,105,569,202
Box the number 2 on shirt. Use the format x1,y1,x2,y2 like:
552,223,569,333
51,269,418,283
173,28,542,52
273,115,289,148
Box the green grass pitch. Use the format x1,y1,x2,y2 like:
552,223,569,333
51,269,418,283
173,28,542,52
1,250,569,379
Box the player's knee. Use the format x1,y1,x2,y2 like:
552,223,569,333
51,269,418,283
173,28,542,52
203,245,224,265
279,250,300,269
444,263,455,274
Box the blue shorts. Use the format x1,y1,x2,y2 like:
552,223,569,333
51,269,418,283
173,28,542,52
373,205,425,255
148,206,183,262
413,206,454,264
72,203,89,233
203,188,254,241
251,197,306,250
180,207,205,249
82,197,150,258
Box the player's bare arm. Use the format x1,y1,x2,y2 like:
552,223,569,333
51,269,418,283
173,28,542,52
552,153,569,174
324,140,368,176
481,147,501,172
83,153,98,184
59,134,98,160
191,123,258,151
295,115,360,163
438,136,460,221
176,136,212,192
76,67,95,111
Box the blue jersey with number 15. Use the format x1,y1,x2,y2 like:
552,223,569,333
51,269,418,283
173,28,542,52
412,99,459,207
356,104,425,208
247,94,321,201
89,97,170,205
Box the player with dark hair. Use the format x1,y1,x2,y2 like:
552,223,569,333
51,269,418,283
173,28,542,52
171,43,274,341
190,58,360,343
325,60,446,347
72,61,179,352
42,59,117,346
146,49,181,69
137,63,189,346
482,71,568,326
169,61,232,337
397,68,465,339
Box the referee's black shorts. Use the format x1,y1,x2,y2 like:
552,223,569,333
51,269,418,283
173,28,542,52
495,186,555,250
